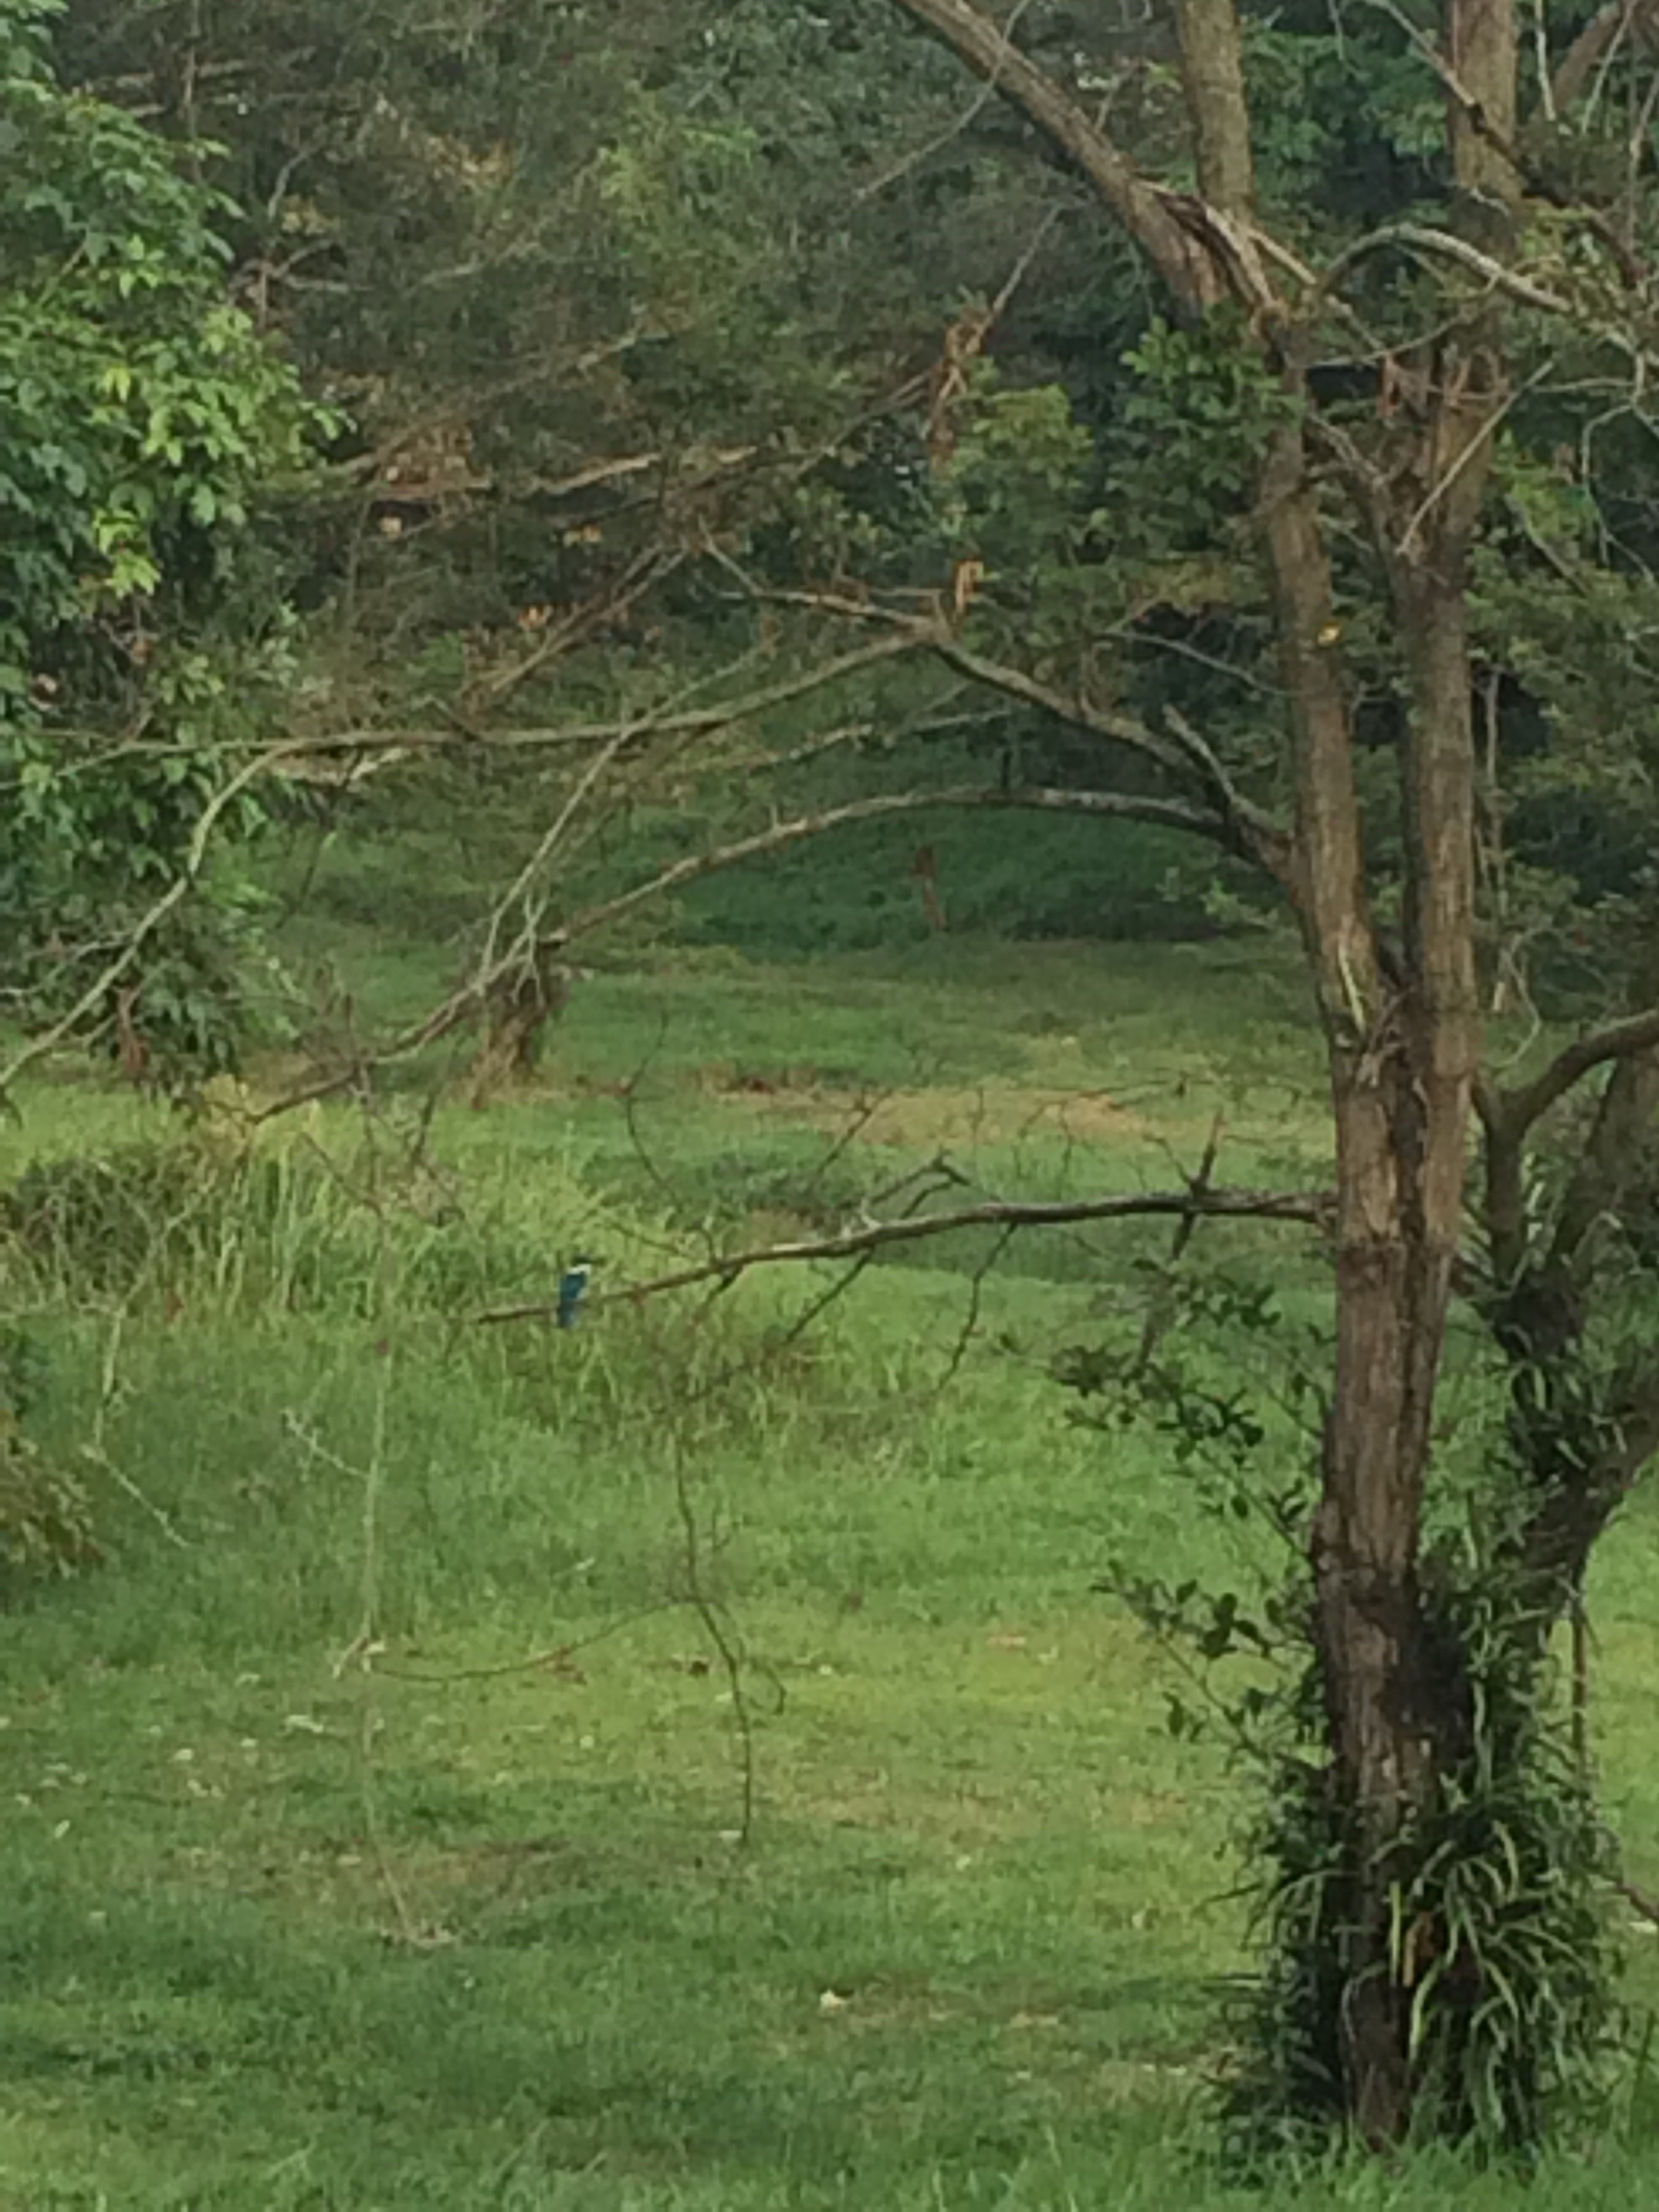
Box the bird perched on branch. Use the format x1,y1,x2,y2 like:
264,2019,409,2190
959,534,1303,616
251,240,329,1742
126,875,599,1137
556,1256,595,1331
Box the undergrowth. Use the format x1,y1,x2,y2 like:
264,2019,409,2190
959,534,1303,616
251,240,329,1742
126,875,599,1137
1062,1265,1630,2165
1229,1581,1621,2168
1,946,1657,2207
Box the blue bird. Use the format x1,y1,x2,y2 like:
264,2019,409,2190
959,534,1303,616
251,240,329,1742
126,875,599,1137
556,1255,594,1331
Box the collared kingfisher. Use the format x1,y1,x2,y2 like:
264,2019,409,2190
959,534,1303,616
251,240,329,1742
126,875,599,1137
556,1256,594,1330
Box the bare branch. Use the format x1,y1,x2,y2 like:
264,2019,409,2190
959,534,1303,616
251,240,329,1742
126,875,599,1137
544,783,1241,956
928,641,1292,872
733,586,1292,875
1494,1002,1659,1138
475,1184,1332,1325
279,633,923,766
1134,1112,1227,1374
923,638,1288,874
890,0,1240,312
253,779,1242,1123
1395,359,1557,556
473,723,634,987
919,634,1183,773
1316,224,1576,319
1551,0,1659,114
507,438,753,512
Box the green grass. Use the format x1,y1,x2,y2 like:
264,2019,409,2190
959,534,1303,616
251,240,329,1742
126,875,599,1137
2,929,1658,2209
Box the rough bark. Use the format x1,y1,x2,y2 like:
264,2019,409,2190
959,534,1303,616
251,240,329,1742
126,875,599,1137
1173,0,1256,214
1308,579,1483,2144
883,0,1528,2147
1448,0,1519,213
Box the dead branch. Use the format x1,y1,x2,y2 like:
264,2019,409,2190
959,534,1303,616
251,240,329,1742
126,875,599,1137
281,632,922,766
540,783,1240,958
474,1184,1331,1325
926,636,1288,868
1315,223,1578,319
731,584,1291,874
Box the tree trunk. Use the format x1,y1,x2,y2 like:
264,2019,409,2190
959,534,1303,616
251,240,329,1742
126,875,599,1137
467,946,571,1106
1311,579,1481,2143
886,0,1503,2144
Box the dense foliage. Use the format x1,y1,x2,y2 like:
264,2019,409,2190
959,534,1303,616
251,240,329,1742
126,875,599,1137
0,0,314,1076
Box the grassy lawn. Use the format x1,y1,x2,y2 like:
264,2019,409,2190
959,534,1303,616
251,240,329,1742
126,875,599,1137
2,930,1658,2208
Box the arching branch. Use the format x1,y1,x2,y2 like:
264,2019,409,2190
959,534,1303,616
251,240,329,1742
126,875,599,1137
925,638,1291,876
253,779,1244,1121
1487,1002,1659,1143
535,783,1236,969
730,586,1292,879
890,0,1232,312
1315,224,1576,318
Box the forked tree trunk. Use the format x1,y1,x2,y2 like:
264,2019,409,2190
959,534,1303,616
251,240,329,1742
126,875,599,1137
891,0,1506,2144
1311,579,1483,2142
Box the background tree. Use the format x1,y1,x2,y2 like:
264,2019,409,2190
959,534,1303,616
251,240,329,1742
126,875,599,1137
52,0,1244,979
0,0,314,1080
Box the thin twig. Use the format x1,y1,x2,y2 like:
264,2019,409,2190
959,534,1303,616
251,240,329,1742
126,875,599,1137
934,1223,1015,1391
369,1603,683,1684
670,1426,758,1849
1133,1113,1225,1376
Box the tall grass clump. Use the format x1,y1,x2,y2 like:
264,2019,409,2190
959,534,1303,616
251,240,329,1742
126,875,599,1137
0,1100,927,1651
1,1111,618,1324
1062,1265,1626,2167
1227,1554,1621,2168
